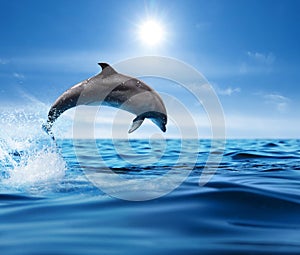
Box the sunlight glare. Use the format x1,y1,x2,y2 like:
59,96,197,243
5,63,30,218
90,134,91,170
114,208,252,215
138,20,165,46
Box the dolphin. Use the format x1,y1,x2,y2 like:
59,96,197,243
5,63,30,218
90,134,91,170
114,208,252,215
42,63,167,139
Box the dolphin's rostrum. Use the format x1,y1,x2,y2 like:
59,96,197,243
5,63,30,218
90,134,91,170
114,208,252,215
43,63,167,139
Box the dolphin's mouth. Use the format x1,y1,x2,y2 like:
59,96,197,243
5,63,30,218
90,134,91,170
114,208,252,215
144,112,167,133
128,111,167,134
160,125,166,132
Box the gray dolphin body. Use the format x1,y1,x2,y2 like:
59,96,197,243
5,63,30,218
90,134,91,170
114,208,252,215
43,63,167,139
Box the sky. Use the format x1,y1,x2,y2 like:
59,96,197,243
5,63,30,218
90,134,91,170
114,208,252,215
0,0,300,138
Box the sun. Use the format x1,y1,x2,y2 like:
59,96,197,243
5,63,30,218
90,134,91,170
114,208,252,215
138,19,165,46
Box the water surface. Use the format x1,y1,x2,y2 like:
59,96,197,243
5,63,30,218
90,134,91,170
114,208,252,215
1,135,300,254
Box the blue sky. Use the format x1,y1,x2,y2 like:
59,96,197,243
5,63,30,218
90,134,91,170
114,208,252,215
0,0,300,138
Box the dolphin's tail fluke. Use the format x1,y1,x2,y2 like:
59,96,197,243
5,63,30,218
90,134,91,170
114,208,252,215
42,122,55,140
42,89,81,140
42,107,59,140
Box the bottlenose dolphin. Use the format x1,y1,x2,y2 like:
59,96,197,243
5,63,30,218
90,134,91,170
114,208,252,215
42,63,167,139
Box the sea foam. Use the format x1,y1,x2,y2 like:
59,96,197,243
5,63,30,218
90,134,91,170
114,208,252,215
0,105,66,192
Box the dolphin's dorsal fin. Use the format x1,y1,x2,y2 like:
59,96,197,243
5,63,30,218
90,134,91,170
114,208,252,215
98,63,117,78
128,116,145,133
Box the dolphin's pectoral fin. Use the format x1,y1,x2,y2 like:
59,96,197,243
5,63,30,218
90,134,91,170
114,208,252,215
128,116,145,133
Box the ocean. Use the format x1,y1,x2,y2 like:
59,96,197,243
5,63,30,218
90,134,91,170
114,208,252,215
1,135,300,254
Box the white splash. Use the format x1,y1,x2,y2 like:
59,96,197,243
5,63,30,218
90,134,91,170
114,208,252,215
0,103,66,192
4,148,65,186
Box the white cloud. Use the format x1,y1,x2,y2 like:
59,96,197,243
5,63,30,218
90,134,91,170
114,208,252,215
1,100,298,139
0,58,8,65
240,51,276,74
247,51,275,65
13,72,25,79
225,114,300,138
212,83,241,96
217,86,241,96
60,107,300,139
263,93,290,113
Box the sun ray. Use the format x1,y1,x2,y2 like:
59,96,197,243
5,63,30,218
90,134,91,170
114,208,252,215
138,19,165,46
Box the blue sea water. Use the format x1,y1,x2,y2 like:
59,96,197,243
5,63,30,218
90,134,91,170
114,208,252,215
1,125,300,254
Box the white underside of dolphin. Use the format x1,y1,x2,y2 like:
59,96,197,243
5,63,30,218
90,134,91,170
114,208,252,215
42,63,167,139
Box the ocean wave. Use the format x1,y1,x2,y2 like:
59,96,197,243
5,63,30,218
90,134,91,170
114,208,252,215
226,152,299,160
